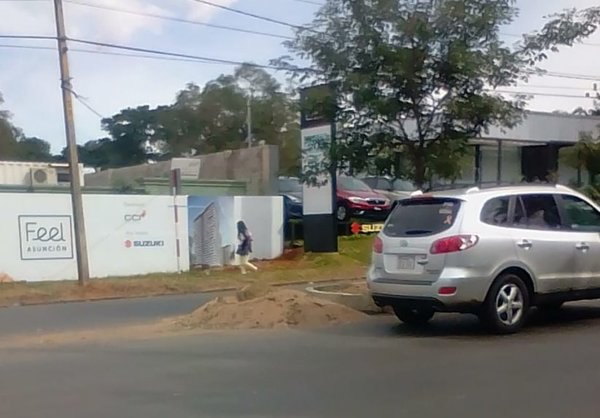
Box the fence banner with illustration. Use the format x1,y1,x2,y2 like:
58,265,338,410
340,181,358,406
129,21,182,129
1,193,283,282
187,196,285,268
2,193,188,282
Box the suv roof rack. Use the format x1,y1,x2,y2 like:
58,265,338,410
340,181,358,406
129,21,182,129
432,182,573,194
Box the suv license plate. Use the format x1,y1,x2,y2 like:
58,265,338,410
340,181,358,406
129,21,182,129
397,256,415,270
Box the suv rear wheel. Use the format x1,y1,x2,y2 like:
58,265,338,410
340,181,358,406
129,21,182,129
393,306,435,326
481,273,530,334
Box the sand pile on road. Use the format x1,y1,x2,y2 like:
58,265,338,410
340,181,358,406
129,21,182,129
174,285,367,330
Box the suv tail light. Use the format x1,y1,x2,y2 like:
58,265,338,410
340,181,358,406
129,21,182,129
373,236,383,254
430,235,478,254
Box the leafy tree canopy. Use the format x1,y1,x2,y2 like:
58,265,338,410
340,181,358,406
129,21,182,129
277,0,594,187
76,65,300,175
0,92,53,162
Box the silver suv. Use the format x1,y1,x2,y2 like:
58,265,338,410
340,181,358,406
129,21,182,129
367,184,600,334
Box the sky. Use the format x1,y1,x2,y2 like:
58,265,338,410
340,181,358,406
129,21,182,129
0,0,599,153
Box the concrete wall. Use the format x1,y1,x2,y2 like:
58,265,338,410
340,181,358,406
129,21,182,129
198,146,279,195
85,145,279,195
140,178,247,196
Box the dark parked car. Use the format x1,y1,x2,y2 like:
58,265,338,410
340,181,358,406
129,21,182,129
278,176,392,223
278,176,303,219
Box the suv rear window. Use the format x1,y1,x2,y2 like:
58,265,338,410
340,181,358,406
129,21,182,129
383,197,461,237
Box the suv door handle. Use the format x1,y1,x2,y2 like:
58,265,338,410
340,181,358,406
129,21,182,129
576,242,590,251
517,239,533,249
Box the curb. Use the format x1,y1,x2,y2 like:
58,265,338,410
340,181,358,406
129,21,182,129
305,281,383,314
0,277,366,309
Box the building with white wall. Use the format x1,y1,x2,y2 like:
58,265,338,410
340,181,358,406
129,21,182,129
0,161,89,187
433,111,600,188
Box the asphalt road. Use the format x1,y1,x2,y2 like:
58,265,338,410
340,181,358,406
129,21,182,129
0,293,213,336
3,303,600,418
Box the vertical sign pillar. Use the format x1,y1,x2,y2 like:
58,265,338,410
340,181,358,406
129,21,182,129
170,169,182,272
300,85,338,253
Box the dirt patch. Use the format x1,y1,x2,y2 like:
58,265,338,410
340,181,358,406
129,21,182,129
0,273,14,283
321,281,368,295
172,286,367,330
0,236,374,308
0,285,369,349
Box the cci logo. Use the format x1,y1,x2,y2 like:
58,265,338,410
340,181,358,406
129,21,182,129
124,210,146,222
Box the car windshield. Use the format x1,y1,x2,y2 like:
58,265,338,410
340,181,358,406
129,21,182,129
338,177,372,192
384,197,461,237
279,178,302,193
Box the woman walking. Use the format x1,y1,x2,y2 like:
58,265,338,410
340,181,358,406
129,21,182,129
236,220,258,274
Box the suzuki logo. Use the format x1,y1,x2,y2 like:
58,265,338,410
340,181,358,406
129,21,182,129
124,210,146,222
124,239,165,248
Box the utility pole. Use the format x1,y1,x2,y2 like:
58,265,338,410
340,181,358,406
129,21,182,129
53,0,90,285
246,89,253,148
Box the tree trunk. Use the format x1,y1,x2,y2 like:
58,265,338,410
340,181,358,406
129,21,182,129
413,152,426,189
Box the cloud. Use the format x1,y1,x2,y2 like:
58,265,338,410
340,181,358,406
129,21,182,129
185,0,238,22
0,0,239,43
65,0,171,43
0,2,55,37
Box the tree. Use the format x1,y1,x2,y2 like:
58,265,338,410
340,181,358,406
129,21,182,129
523,6,600,60
276,0,550,187
99,106,165,167
562,132,600,185
163,66,301,174
71,66,301,174
0,92,53,162
16,137,53,162
0,93,20,159
572,106,600,117
61,138,116,169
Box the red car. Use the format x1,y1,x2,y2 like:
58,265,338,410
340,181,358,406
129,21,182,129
336,176,392,222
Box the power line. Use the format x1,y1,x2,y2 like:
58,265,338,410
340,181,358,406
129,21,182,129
489,90,597,99
0,42,247,65
0,34,55,41
289,0,324,5
1,35,599,81
502,32,600,47
65,87,105,118
515,84,596,91
63,0,293,40
67,36,317,72
533,70,600,81
188,0,318,33
0,43,54,51
0,34,312,71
